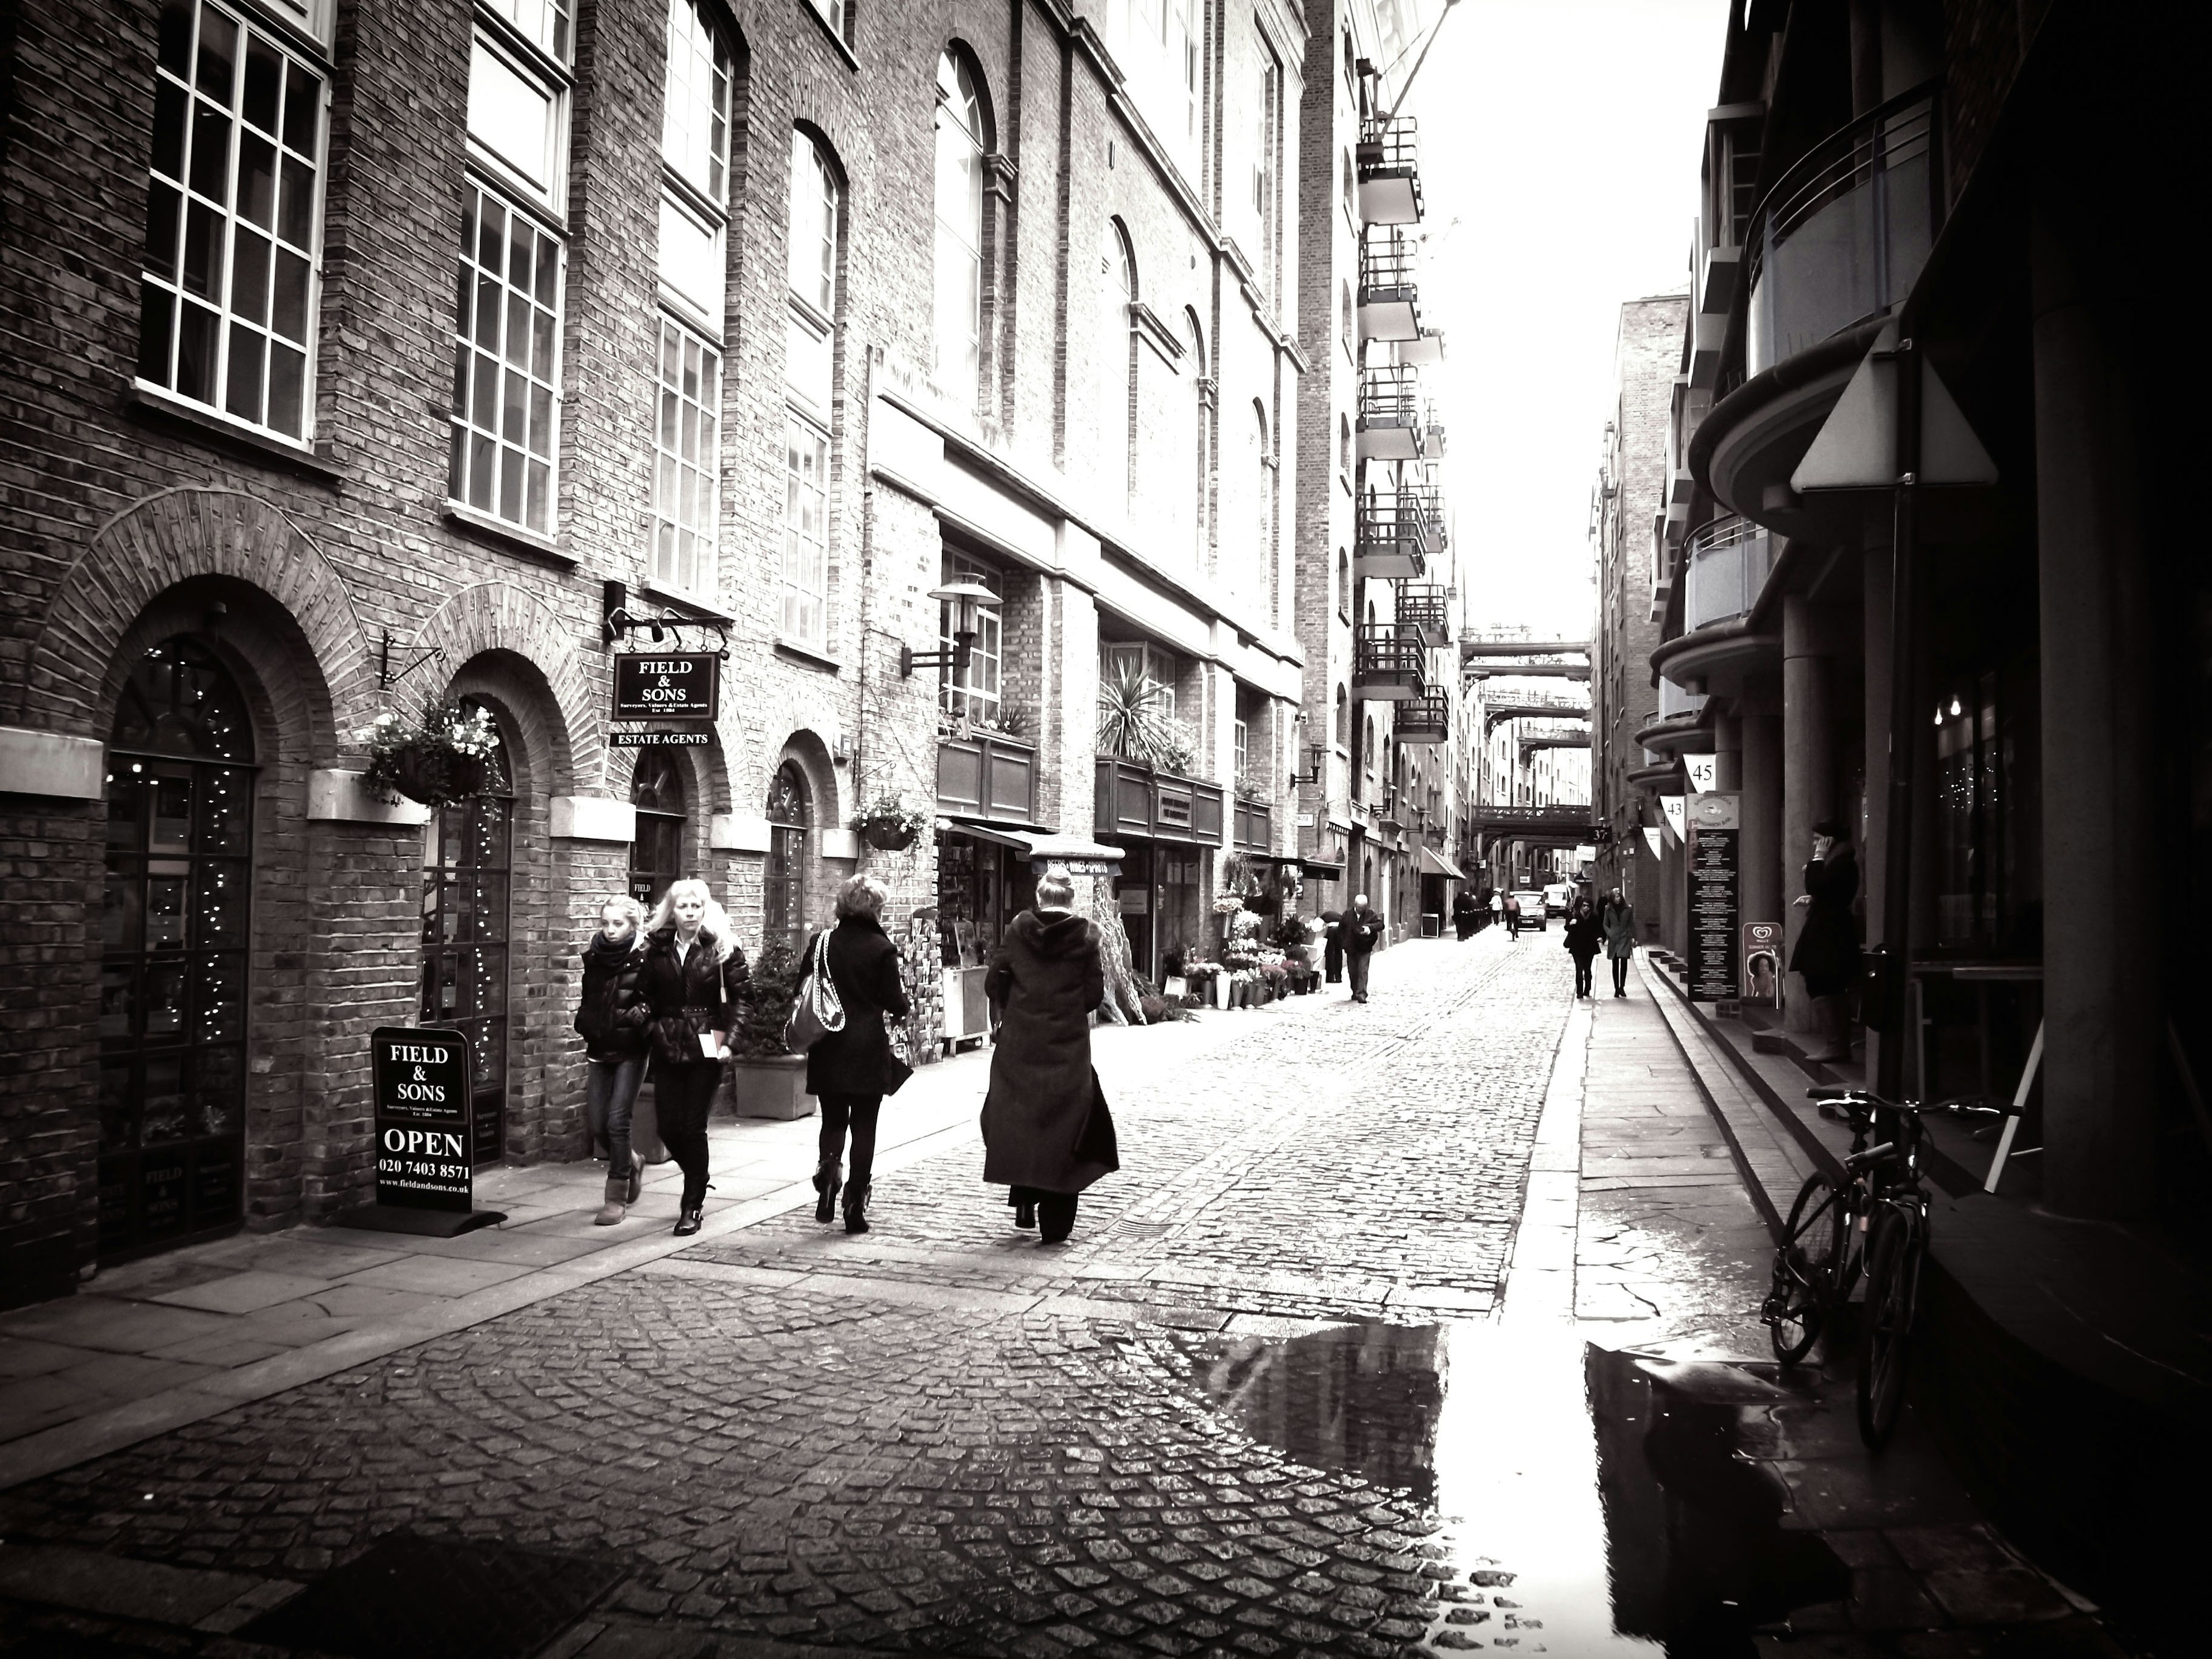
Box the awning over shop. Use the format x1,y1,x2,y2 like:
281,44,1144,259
940,817,1124,871
938,817,1041,853
1418,846,1465,881
1299,859,1346,881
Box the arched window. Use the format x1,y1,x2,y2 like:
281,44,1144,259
1098,220,1134,506
783,131,840,646
1184,308,1207,563
1334,683,1349,746
763,762,810,952
420,696,513,1165
1340,277,1353,355
934,51,988,402
1336,548,1350,617
1364,714,1376,776
1339,413,1351,479
101,638,255,1255
627,751,688,904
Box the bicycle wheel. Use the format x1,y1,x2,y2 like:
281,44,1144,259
1857,1205,1925,1448
1766,1173,1847,1364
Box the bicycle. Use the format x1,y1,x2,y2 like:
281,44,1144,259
1761,1086,2008,1448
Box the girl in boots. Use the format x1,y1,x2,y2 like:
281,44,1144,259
574,895,650,1225
798,874,912,1234
639,879,748,1236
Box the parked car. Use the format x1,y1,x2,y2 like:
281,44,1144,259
1543,882,1574,918
1513,890,1548,930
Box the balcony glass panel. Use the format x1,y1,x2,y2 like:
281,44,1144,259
1683,515,1776,631
1746,89,1938,377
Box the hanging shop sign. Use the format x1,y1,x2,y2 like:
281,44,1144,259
612,653,719,721
609,730,714,748
1687,793,1741,1002
1685,753,1719,794
371,1025,474,1212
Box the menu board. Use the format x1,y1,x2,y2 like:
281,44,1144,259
1687,793,1741,1002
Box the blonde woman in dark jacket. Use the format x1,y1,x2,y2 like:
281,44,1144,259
637,880,748,1236
574,894,650,1225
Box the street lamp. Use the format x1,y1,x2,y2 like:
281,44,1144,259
900,581,1002,679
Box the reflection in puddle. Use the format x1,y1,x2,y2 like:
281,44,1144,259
1190,1319,1446,1502
1184,1324,1849,1654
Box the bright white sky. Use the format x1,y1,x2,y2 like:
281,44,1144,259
1412,0,1733,639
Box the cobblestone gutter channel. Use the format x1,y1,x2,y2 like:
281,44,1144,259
0,937,1578,1658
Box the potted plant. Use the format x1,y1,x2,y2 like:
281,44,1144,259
851,792,931,852
357,702,501,809
725,942,813,1119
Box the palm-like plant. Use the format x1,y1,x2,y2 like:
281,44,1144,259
1096,655,1173,766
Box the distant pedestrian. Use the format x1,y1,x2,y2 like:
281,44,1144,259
980,872,1119,1244
1341,893,1385,1003
1452,889,1480,941
1502,890,1522,941
1563,898,1602,998
1601,887,1637,997
574,895,650,1226
1791,817,1862,1063
1320,907,1346,984
799,874,912,1236
639,879,749,1236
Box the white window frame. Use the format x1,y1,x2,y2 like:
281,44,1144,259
1099,221,1134,508
1234,718,1249,781
780,129,840,648
137,0,329,444
782,413,830,646
652,317,720,597
938,552,1003,721
1254,52,1280,295
662,0,731,206
448,177,565,535
482,0,573,63
465,28,569,216
934,51,987,403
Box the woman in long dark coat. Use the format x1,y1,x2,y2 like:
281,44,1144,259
798,874,912,1234
1791,817,1861,1063
980,871,1119,1244
1563,898,1603,998
638,879,748,1236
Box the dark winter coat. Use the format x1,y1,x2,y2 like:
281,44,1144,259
574,929,649,1060
1790,845,1862,994
979,908,1119,1195
1563,911,1603,962
638,925,750,1070
797,914,912,1097
1452,893,1479,923
1341,907,1385,956
1601,901,1637,959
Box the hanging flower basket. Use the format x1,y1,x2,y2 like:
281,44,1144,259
355,703,501,809
850,792,931,854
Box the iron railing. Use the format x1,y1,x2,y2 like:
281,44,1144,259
1396,584,1452,646
1745,84,1940,376
1397,691,1450,744
1358,363,1424,442
1358,226,1421,298
1682,514,1777,631
1353,624,1429,699
1356,116,1421,181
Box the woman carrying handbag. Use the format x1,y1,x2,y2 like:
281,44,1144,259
638,879,748,1236
796,874,911,1234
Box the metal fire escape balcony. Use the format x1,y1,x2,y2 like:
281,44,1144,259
1355,363,1425,462
1353,624,1429,702
1354,490,1429,579
1355,116,1424,224
1396,690,1450,745
1356,229,1422,342
1410,482,1446,553
1396,583,1453,649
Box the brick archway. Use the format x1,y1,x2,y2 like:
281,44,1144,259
22,487,372,738
407,584,598,798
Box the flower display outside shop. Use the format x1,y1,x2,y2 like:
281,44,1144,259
355,702,501,809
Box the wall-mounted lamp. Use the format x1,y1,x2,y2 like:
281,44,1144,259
1291,743,1327,786
900,581,1003,679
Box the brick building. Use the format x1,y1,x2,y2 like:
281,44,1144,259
0,0,1351,1299
1588,293,1687,936
1291,0,1459,941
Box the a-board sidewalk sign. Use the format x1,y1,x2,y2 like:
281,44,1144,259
336,1025,505,1237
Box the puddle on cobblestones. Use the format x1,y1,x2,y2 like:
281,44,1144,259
1187,1322,1850,1655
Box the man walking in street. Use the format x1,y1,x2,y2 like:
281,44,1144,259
1342,894,1385,1004
1502,890,1522,942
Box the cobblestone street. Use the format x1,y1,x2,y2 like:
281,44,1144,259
0,937,2123,1657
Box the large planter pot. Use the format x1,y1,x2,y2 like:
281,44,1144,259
728,1054,813,1119
860,820,919,851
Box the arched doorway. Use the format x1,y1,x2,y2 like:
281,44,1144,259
419,699,513,1164
99,638,255,1257
628,750,688,905
763,762,809,952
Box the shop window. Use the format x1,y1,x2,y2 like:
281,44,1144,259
763,762,810,952
934,50,988,402
139,0,325,440
627,749,687,904
100,638,255,1257
939,550,1002,722
419,699,513,1165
